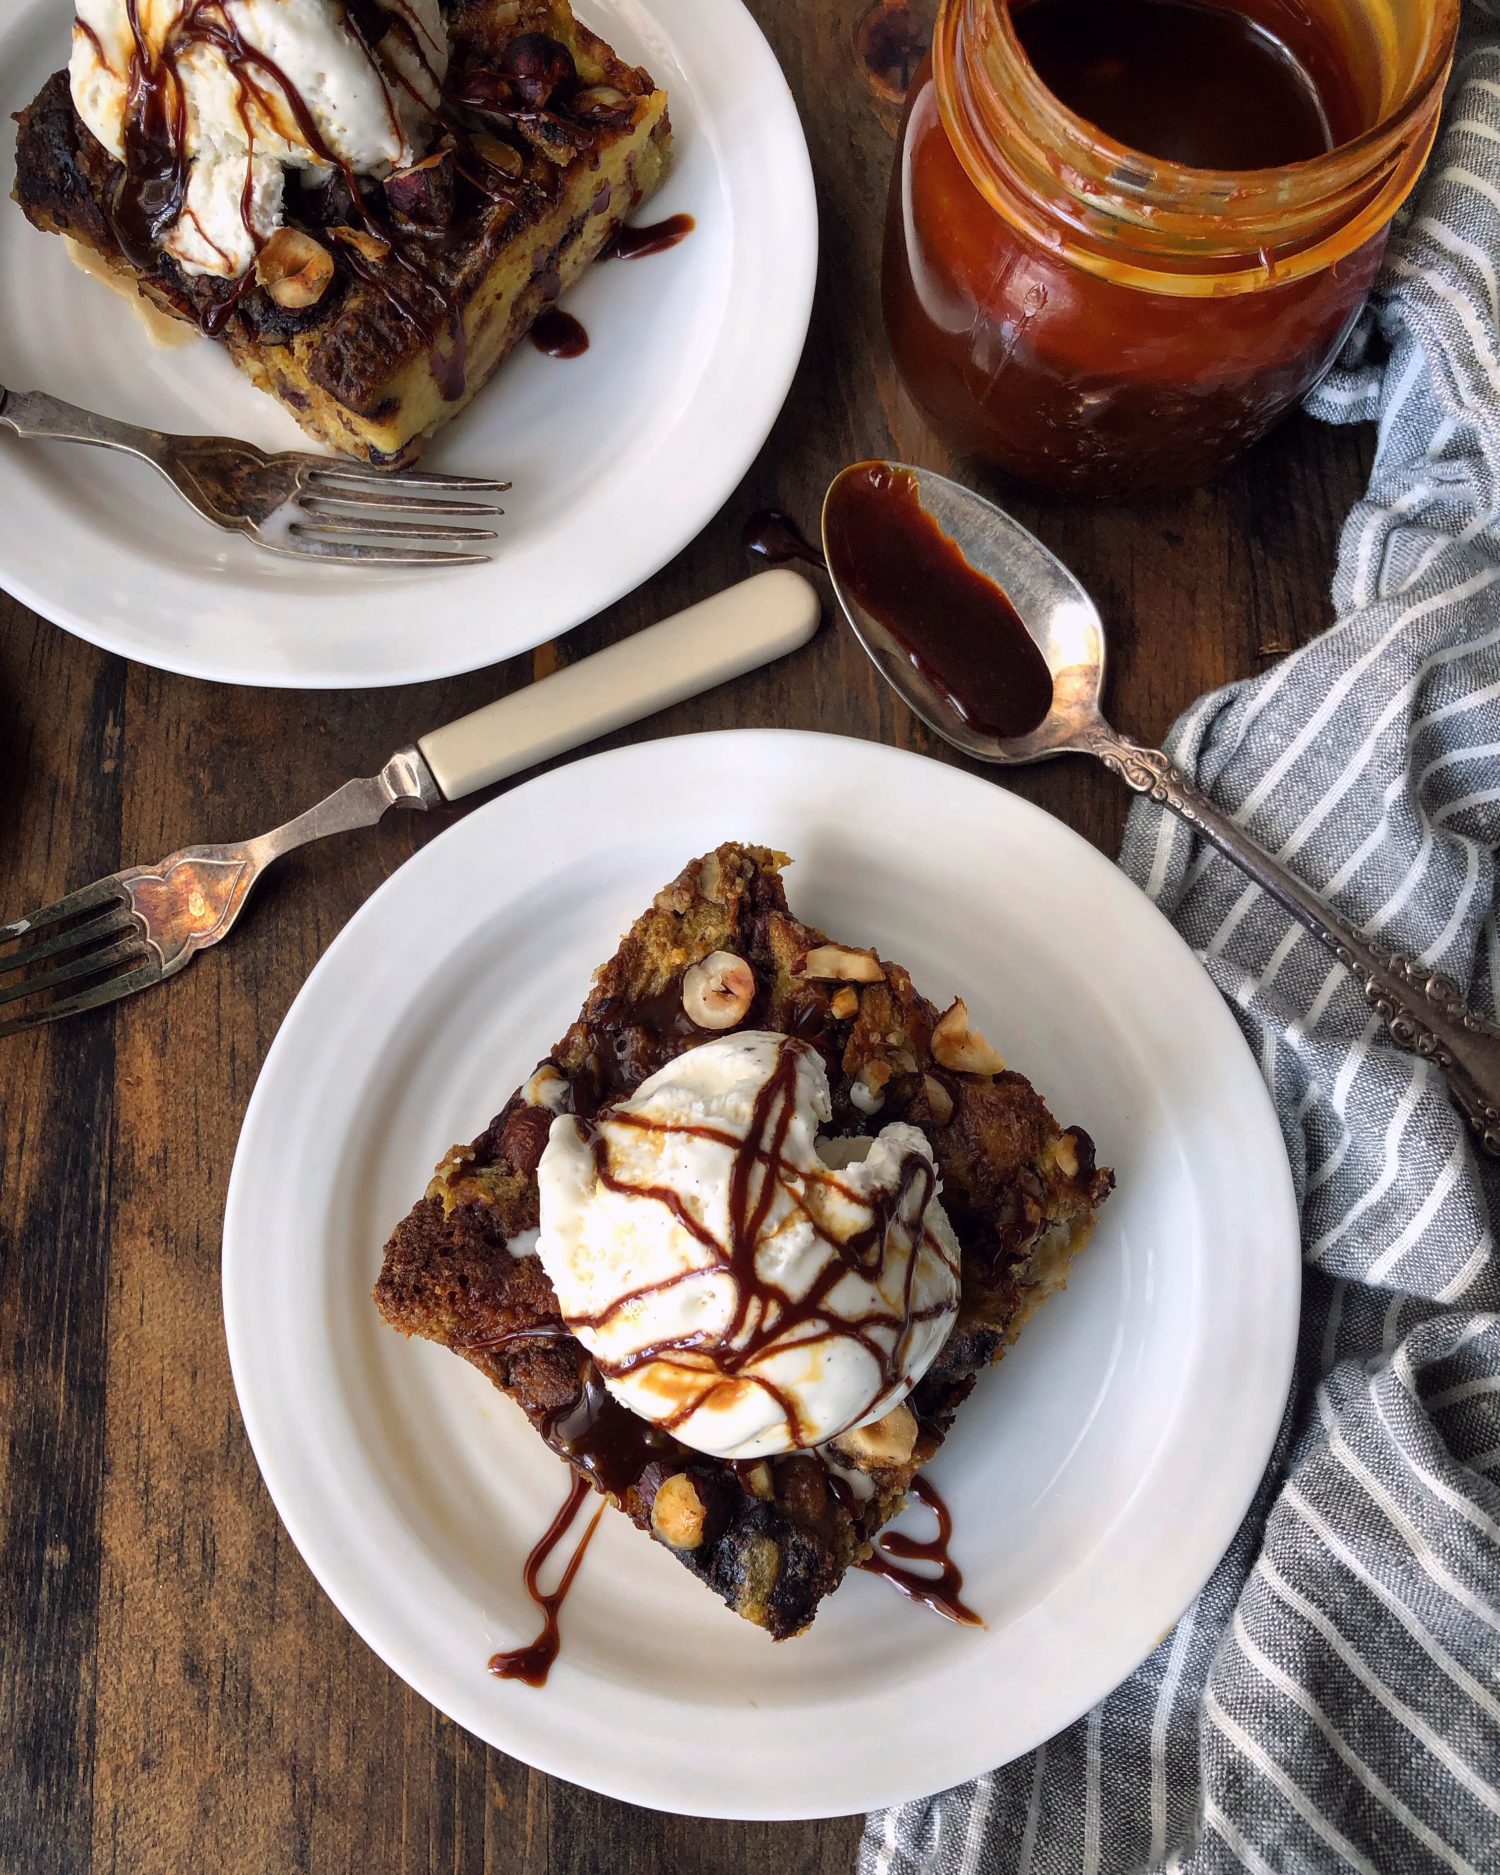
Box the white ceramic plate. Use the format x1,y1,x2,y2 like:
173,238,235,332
0,0,814,688
223,731,1299,1819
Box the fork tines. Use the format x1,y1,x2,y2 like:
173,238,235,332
301,463,512,494
0,879,155,1040
291,461,508,567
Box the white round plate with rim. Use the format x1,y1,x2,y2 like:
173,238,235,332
0,0,814,689
223,730,1299,1819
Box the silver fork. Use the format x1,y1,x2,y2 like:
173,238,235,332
0,567,824,1040
0,385,507,567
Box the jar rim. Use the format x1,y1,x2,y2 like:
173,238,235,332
940,0,1460,292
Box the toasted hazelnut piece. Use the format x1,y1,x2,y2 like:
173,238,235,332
524,1063,569,1114
572,83,630,110
651,1472,706,1549
850,1060,890,1116
931,998,1005,1076
570,83,636,125
653,867,695,914
682,950,755,1029
797,944,885,984
384,150,455,226
1052,1130,1080,1179
255,229,334,309
696,852,724,904
830,986,859,1021
469,132,525,179
922,1074,955,1125
829,1403,918,1471
498,1105,551,1175
501,30,577,107
742,1461,774,1499
446,68,515,113
330,223,391,263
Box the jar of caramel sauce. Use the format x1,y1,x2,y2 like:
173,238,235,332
883,0,1458,496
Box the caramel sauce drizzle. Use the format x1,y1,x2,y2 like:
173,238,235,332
566,1037,953,1450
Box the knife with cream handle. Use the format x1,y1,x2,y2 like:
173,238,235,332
0,568,822,1040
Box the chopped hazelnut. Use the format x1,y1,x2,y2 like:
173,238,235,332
921,1074,955,1125
696,852,724,904
329,223,390,263
1053,1131,1080,1179
931,998,1005,1076
682,950,755,1029
499,1105,552,1176
384,150,456,226
469,132,525,180
830,986,859,1021
829,1403,918,1470
255,229,334,309
796,943,885,984
850,1061,890,1115
524,1063,569,1114
570,83,635,125
742,1462,774,1499
651,1472,706,1549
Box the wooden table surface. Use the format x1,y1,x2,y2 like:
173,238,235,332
0,4,1373,1870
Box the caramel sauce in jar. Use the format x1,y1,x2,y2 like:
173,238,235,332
882,0,1457,496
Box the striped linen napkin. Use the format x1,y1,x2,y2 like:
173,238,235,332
861,20,1500,1875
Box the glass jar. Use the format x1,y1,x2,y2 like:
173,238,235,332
882,0,1459,497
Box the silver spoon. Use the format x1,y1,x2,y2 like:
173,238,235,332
822,460,1500,1155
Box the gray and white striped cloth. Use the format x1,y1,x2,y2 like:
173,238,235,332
862,16,1500,1875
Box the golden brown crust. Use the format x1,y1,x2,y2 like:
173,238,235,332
374,844,1112,1640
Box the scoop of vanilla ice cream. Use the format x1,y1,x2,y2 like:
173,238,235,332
536,1032,961,1461
70,0,449,278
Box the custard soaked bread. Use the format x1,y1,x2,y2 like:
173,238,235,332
13,1,670,464
375,844,1112,1639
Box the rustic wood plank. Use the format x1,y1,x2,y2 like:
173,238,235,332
0,0,1375,1869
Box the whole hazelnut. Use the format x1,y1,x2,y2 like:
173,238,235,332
501,31,577,108
255,228,334,309
682,951,756,1030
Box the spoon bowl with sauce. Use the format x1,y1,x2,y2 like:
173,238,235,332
820,461,1500,1151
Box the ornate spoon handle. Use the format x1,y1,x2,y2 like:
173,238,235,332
1085,726,1500,1155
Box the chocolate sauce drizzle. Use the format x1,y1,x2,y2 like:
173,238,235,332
103,1,469,388
565,1037,955,1451
604,211,695,260
487,1471,605,1686
98,5,699,392
858,1477,981,1625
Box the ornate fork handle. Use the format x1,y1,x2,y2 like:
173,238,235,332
1086,727,1500,1156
